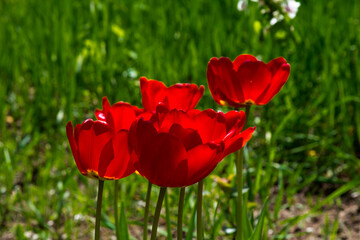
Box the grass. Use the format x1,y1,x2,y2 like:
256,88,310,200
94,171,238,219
0,0,359,239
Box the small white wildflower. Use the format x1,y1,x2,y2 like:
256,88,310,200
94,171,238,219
284,0,301,19
237,0,247,11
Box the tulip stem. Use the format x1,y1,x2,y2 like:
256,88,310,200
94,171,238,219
143,181,152,240
177,187,185,240
114,181,120,240
197,180,204,240
235,104,250,240
95,180,104,240
151,187,167,240
235,148,244,240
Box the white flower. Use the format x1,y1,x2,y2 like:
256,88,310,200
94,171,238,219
284,0,301,19
237,0,247,11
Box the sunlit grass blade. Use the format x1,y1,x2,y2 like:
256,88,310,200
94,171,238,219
151,187,167,240
242,191,253,240
274,168,284,221
210,199,224,239
165,189,172,240
185,198,197,240
330,217,339,240
119,202,130,240
249,198,268,240
280,178,360,234
114,181,120,240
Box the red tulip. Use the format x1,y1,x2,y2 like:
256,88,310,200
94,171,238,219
66,97,140,180
128,105,255,187
140,77,205,112
207,54,290,107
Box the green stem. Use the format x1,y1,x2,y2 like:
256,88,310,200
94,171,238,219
114,181,120,240
150,187,167,240
177,187,185,240
197,180,204,240
95,180,104,240
235,104,251,240
143,181,152,240
235,148,244,240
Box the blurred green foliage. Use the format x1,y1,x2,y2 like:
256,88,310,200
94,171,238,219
0,0,359,238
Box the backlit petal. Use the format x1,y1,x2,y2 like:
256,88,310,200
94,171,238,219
235,61,272,104
207,57,245,105
99,130,134,179
194,109,227,143
140,77,166,112
168,124,202,150
224,127,256,156
66,121,85,174
186,143,223,185
232,54,258,71
259,58,290,104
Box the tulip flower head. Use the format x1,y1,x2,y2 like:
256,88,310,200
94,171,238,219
128,105,255,187
140,77,205,112
66,97,140,180
207,54,290,107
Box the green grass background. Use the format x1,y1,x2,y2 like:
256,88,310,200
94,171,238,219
0,0,359,239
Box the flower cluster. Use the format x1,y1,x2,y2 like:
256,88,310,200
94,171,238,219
67,54,290,187
66,54,290,239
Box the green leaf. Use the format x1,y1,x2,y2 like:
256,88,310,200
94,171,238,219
274,169,284,221
120,202,130,240
249,198,268,240
280,178,360,234
164,190,172,240
185,201,197,240
27,200,47,229
242,192,253,240
101,212,115,230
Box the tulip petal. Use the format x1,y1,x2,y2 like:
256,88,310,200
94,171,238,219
140,77,167,112
232,54,258,71
66,121,85,174
194,109,227,143
77,120,113,175
259,58,291,104
224,127,256,156
140,77,204,112
267,57,288,76
186,143,222,186
129,119,158,155
95,97,110,121
134,133,189,187
97,139,115,179
224,110,246,133
108,103,137,131
166,84,204,111
235,61,272,104
207,57,245,105
95,96,139,131
168,124,202,150
159,109,195,132
99,130,134,179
